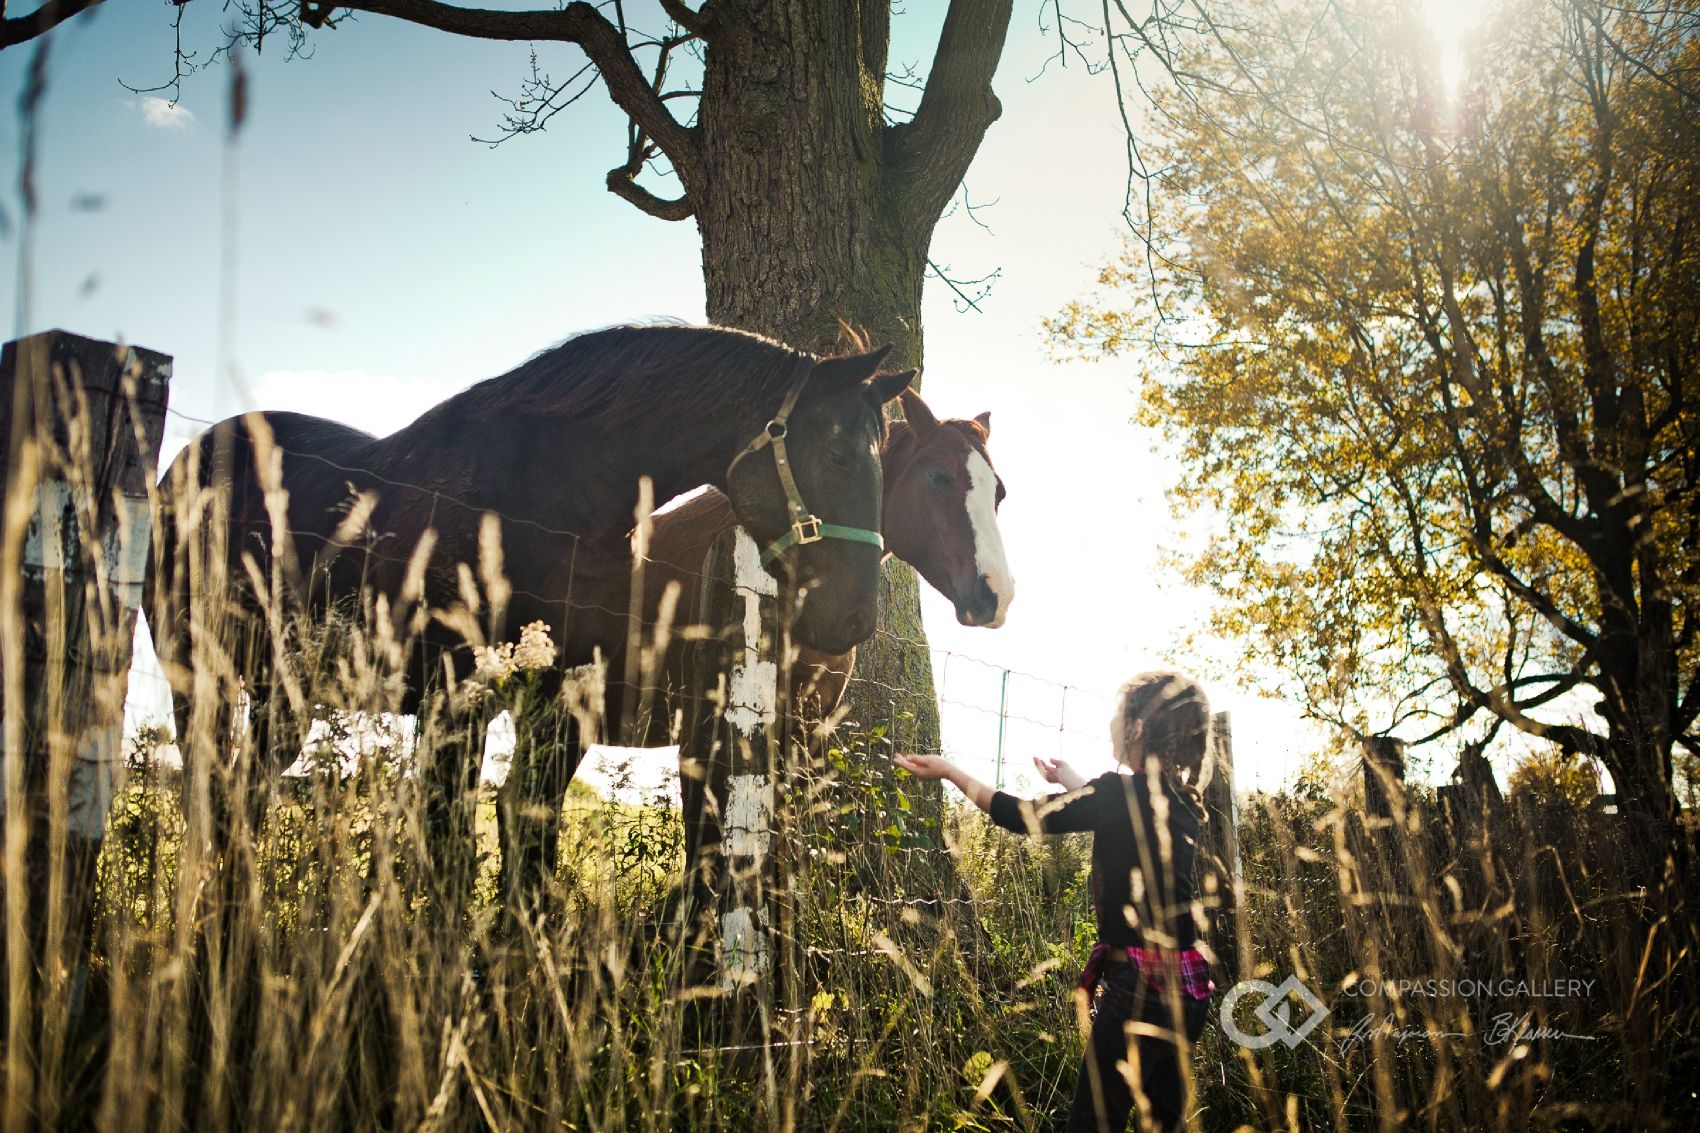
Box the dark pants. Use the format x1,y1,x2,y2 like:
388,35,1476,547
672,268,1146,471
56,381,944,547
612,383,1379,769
1067,966,1210,1133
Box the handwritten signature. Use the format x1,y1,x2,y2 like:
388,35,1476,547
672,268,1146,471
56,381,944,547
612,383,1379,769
1484,1013,1600,1045
1340,1012,1599,1052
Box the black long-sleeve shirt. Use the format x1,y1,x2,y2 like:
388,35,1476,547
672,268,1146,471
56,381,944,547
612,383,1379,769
988,769,1205,952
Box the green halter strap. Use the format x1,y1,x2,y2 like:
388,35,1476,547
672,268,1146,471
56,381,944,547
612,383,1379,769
726,361,887,569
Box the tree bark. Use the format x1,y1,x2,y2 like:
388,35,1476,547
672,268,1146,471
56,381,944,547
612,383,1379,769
692,0,1008,760
684,1,1009,921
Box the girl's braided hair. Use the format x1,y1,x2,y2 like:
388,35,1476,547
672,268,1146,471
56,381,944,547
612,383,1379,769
1114,670,1213,819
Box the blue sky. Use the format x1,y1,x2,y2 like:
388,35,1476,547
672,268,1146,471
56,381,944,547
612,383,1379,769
1,0,1323,794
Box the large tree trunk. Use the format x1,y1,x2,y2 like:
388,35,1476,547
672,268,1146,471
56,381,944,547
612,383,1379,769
1608,742,1683,877
694,2,981,757
689,2,1007,921
1591,556,1689,883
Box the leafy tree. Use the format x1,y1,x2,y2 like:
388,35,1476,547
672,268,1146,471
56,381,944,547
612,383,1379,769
1052,0,1699,867
3,0,1019,755
1508,749,1602,811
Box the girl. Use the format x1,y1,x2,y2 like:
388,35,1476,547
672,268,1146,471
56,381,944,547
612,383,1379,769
895,670,1215,1133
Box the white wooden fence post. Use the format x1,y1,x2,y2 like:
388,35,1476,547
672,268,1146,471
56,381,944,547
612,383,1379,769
677,527,787,1030
718,528,778,991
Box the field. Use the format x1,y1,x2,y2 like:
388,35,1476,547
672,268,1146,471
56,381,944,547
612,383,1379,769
11,692,1691,1132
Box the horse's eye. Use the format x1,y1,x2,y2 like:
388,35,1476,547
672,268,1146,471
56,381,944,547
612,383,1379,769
928,470,953,489
828,448,853,468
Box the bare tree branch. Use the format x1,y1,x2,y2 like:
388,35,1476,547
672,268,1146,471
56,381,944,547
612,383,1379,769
474,51,599,145
657,0,708,37
116,0,202,102
887,0,1015,240
297,0,703,193
605,163,692,220
1030,0,1100,80
926,259,1000,313
1,0,103,49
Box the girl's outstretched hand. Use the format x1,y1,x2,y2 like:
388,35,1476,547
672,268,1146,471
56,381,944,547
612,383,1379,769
894,753,953,781
1033,756,1087,791
893,753,995,812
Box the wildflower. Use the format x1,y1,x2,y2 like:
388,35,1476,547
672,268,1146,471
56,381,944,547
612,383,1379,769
473,642,516,684
512,620,557,671
470,622,555,689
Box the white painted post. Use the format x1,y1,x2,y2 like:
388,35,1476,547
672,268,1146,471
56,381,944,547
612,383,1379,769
718,528,778,990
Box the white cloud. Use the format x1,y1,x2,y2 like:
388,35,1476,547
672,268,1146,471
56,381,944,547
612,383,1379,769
136,96,197,131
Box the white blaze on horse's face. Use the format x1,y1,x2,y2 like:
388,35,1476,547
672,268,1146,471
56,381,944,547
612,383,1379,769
963,448,1013,628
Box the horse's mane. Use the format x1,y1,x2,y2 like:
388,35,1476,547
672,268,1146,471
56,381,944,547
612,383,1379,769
421,323,813,431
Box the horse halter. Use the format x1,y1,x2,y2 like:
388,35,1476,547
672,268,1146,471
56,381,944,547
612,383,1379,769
725,361,887,569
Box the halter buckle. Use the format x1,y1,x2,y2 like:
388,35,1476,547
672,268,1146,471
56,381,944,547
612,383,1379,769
765,419,788,440
792,515,823,546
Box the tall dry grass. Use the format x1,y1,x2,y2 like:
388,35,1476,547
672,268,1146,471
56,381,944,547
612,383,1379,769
1191,771,1697,1132
2,408,1694,1132
14,654,1700,1130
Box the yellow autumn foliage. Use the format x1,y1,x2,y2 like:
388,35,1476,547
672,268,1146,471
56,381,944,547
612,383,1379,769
1049,0,1699,849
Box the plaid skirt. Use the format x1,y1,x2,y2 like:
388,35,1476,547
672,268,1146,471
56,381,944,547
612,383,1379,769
1077,944,1214,1001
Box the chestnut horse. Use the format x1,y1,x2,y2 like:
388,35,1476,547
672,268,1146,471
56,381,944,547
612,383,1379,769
148,324,913,898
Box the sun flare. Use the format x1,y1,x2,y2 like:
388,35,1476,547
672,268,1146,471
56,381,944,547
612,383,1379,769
1421,0,1490,100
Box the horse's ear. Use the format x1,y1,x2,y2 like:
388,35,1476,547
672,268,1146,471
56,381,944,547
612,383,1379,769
815,344,895,386
974,410,991,437
868,368,916,406
898,387,940,434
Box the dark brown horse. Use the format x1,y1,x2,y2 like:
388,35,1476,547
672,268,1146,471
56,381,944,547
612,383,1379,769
490,387,1013,906
148,324,914,894
583,389,1011,925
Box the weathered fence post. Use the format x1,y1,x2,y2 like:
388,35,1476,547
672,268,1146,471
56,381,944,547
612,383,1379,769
0,330,170,1126
1359,734,1410,889
1200,710,1245,982
715,530,780,1000
1356,732,1433,962
678,527,792,1059
1362,734,1408,823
